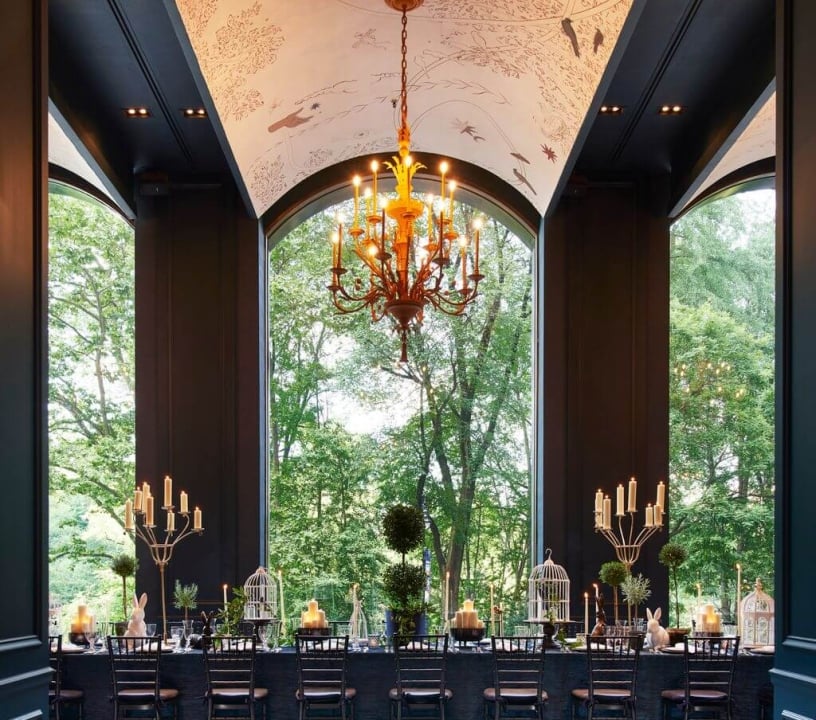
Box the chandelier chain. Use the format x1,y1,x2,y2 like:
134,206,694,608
400,9,408,132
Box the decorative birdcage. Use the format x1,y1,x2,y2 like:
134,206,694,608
242,567,278,620
740,577,774,647
528,548,571,622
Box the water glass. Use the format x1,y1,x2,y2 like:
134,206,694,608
170,624,183,651
145,623,157,637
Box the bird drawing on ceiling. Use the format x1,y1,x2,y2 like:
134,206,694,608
513,168,537,196
454,119,485,142
267,108,314,134
541,144,557,162
593,28,604,53
562,18,580,57
510,151,530,164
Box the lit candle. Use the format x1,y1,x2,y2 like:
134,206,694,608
444,571,450,620
602,497,611,529
473,218,482,275
696,582,702,601
371,160,379,213
735,563,742,636
164,475,172,508
179,490,188,514
654,502,663,526
142,481,151,500
594,488,604,513
166,509,175,533
193,506,202,530
278,569,286,628
616,484,624,516
439,161,448,203
352,175,361,229
134,489,143,512
124,499,133,530
145,495,154,526
584,592,589,635
628,476,637,513
490,582,496,627
223,584,228,613
645,503,654,527
656,480,665,508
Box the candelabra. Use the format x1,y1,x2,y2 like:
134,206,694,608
593,477,665,571
124,476,204,640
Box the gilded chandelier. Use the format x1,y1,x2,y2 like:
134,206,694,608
327,0,483,363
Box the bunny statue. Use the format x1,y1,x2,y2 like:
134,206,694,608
124,592,148,637
645,607,670,649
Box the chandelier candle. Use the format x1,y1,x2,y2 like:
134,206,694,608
327,0,483,363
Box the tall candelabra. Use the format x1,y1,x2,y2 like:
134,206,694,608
124,476,204,640
593,477,665,571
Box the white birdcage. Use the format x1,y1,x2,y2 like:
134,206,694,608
528,548,571,622
242,567,278,620
740,578,774,647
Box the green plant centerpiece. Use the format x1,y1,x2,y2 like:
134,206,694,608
620,573,652,624
218,587,246,635
599,561,629,625
173,580,199,624
659,541,690,642
110,553,138,622
382,504,426,641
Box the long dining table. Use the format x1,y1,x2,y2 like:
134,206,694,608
60,641,773,719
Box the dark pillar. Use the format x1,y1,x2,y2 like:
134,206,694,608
772,1,816,714
135,179,267,620
542,178,670,619
0,0,50,715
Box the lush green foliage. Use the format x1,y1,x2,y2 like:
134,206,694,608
669,189,774,624
48,186,136,624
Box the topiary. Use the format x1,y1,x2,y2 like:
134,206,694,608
382,504,426,639
111,553,138,621
659,542,689,628
599,560,629,624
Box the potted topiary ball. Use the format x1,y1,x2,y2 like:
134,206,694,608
599,561,629,625
659,541,690,645
382,504,426,642
110,553,138,634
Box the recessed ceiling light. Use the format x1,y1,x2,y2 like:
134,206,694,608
659,104,684,115
123,107,151,118
182,108,207,118
599,105,623,115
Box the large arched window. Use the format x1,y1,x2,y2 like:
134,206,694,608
267,196,535,632
668,184,775,626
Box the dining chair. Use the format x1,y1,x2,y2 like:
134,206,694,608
203,635,267,719
389,634,452,720
107,635,179,719
295,634,356,720
49,635,84,719
660,635,740,720
571,633,644,720
483,636,547,720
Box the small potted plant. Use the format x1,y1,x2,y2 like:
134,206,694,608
599,561,629,625
659,541,690,645
218,587,247,636
110,553,138,634
382,504,426,641
173,580,198,645
620,573,652,626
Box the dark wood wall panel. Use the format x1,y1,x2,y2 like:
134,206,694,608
0,0,50,715
543,179,669,616
135,184,265,618
773,0,816,712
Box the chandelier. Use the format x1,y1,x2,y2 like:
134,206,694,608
327,0,483,363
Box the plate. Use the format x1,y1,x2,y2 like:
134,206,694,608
747,645,774,655
658,645,685,654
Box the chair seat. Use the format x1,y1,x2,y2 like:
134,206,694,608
571,687,632,702
661,688,728,703
297,686,357,701
212,687,269,700
50,688,84,701
117,687,179,701
483,687,548,704
389,687,453,702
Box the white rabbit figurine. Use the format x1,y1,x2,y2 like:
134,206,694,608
124,592,148,637
645,607,670,649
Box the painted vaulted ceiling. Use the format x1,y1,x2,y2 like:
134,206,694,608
174,0,635,217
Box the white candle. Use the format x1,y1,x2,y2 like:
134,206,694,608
166,510,175,533
628,476,637,512
134,489,143,512
616,484,625,516
193,506,202,530
645,504,654,527
179,490,188,514
444,571,450,620
145,495,154,526
223,584,228,613
593,583,599,600
603,497,611,528
595,488,604,513
654,503,663,526
278,569,286,628
656,481,665,508
584,592,589,635
124,499,133,530
164,475,172,508
490,583,495,627
736,563,742,636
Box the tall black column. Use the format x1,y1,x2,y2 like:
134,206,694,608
542,177,670,617
0,0,50,715
772,1,816,715
135,179,267,622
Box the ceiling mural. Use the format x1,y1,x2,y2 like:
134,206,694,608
175,0,635,217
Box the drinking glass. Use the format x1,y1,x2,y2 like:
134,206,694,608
82,622,96,653
145,623,157,637
170,624,183,651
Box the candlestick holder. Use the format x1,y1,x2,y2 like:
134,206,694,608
593,492,663,572
125,484,204,641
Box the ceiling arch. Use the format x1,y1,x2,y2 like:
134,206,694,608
174,0,636,217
